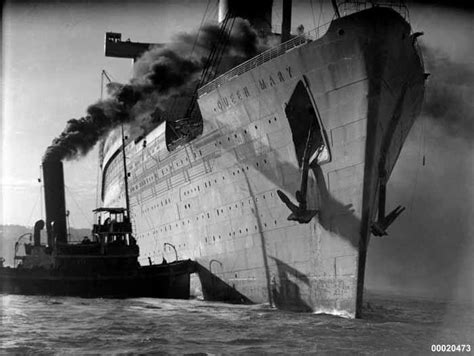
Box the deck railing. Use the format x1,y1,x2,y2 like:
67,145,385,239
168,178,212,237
197,21,332,97
336,0,409,19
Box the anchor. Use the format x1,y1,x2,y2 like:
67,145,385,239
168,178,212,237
277,119,319,224
371,172,405,236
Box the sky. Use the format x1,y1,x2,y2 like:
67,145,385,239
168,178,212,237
1,1,473,301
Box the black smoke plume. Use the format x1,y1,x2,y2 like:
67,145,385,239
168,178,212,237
422,44,474,140
44,18,268,162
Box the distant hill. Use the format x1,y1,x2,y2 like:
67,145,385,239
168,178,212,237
0,224,90,267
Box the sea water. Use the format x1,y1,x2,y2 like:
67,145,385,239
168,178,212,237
1,292,473,354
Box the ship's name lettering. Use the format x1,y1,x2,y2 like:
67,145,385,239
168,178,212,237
215,86,251,112
213,66,293,112
258,66,293,91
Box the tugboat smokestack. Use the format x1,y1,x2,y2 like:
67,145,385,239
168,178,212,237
42,159,68,246
33,220,45,247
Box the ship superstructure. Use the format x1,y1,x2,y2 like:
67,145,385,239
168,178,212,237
100,0,425,317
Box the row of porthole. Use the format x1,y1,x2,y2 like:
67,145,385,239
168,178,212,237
137,215,281,243
141,197,172,213
131,149,205,192
136,202,281,241
133,154,276,218
137,187,279,230
180,157,272,203
131,136,271,196
213,117,279,147
203,220,279,244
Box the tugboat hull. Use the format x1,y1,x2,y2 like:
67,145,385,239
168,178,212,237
0,260,196,299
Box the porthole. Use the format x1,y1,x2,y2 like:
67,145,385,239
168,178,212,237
338,28,344,36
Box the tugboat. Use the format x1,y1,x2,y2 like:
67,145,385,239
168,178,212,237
0,159,196,298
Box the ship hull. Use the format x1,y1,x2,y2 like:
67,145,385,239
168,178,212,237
101,7,424,317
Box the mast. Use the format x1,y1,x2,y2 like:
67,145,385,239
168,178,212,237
121,123,131,216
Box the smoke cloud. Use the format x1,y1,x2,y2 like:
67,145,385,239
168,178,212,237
421,44,474,140
44,18,268,162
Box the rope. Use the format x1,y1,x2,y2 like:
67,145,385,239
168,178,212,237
318,0,324,28
26,190,41,227
408,116,426,214
168,0,212,116
191,0,212,55
310,0,317,30
65,185,93,226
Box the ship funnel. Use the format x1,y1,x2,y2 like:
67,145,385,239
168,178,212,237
218,0,273,35
42,159,68,246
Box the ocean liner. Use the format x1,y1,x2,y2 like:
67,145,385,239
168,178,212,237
100,0,426,317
